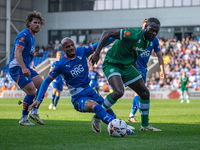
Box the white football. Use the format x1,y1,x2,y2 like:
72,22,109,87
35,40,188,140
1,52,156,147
107,119,127,137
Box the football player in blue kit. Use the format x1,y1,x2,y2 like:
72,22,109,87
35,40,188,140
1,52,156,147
128,18,166,123
89,67,100,93
49,51,64,110
9,11,45,125
28,37,134,134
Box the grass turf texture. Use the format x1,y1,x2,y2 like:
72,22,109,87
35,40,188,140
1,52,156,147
0,98,200,150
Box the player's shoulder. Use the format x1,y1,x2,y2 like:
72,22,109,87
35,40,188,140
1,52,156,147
153,37,159,43
17,29,30,38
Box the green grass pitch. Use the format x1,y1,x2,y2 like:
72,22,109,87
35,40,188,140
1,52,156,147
0,98,200,150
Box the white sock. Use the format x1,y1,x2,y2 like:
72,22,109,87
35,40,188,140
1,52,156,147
129,112,134,118
31,108,38,115
21,115,28,122
186,95,189,100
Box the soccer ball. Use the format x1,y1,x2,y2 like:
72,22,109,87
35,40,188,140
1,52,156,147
107,119,127,137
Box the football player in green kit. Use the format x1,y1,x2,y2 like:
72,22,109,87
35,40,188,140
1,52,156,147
90,18,161,131
180,71,190,103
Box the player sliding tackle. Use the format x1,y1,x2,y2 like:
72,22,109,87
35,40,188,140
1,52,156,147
90,17,162,131
28,37,134,135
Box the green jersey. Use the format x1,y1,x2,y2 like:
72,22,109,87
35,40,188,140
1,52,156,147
104,28,151,66
180,76,188,87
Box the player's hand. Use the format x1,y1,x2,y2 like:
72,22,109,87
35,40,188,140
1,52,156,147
160,71,166,81
22,67,31,77
90,53,100,66
28,100,40,111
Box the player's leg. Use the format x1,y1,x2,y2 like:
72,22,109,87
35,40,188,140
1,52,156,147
54,90,61,110
129,69,146,122
129,79,161,131
180,87,184,103
29,74,44,125
185,87,190,103
128,91,139,123
20,82,37,125
101,62,124,110
9,67,36,125
50,82,57,109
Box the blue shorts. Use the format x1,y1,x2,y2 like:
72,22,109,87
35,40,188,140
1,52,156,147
9,66,39,89
53,82,63,91
139,68,147,83
90,81,98,89
72,88,104,112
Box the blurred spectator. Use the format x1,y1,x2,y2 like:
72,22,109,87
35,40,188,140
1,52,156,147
1,82,7,93
11,84,17,91
30,61,36,69
39,46,44,57
0,70,5,78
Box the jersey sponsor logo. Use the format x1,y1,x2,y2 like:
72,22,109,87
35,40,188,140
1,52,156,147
19,37,25,43
30,46,35,55
70,64,84,77
140,49,150,57
133,47,145,52
124,31,131,37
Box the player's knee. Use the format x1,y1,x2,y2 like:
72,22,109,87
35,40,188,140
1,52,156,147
140,89,150,100
113,89,124,99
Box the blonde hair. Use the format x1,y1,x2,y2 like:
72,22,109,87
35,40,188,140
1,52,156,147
56,51,62,56
25,11,45,28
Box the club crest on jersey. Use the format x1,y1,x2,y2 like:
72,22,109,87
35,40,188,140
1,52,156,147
77,56,82,60
124,31,131,37
138,39,141,43
70,64,84,77
19,37,25,43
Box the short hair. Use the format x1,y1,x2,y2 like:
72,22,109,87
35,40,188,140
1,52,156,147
143,18,149,24
146,18,160,26
25,11,45,28
56,51,62,56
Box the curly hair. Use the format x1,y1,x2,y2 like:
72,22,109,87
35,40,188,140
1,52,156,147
25,11,45,28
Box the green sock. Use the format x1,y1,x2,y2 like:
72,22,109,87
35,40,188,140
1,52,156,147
102,94,116,110
139,98,150,126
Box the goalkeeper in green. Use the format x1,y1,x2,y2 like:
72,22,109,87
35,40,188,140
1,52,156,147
180,71,190,103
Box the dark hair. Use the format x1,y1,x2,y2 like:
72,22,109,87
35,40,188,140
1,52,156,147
146,18,160,26
25,11,45,28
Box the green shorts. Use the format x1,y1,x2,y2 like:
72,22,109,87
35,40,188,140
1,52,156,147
103,62,142,86
181,86,188,92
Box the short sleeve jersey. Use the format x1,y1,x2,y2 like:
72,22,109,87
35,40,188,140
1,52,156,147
48,46,94,97
104,28,151,66
137,37,160,69
9,28,35,69
180,76,188,87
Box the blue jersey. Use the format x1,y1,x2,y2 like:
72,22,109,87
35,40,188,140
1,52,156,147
36,38,116,102
9,28,35,69
89,71,99,82
51,62,64,85
136,37,160,69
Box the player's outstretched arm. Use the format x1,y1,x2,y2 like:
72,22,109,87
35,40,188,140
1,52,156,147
156,52,166,80
28,75,53,111
90,29,120,65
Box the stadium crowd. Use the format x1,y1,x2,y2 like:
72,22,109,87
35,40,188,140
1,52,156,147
1,34,200,94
